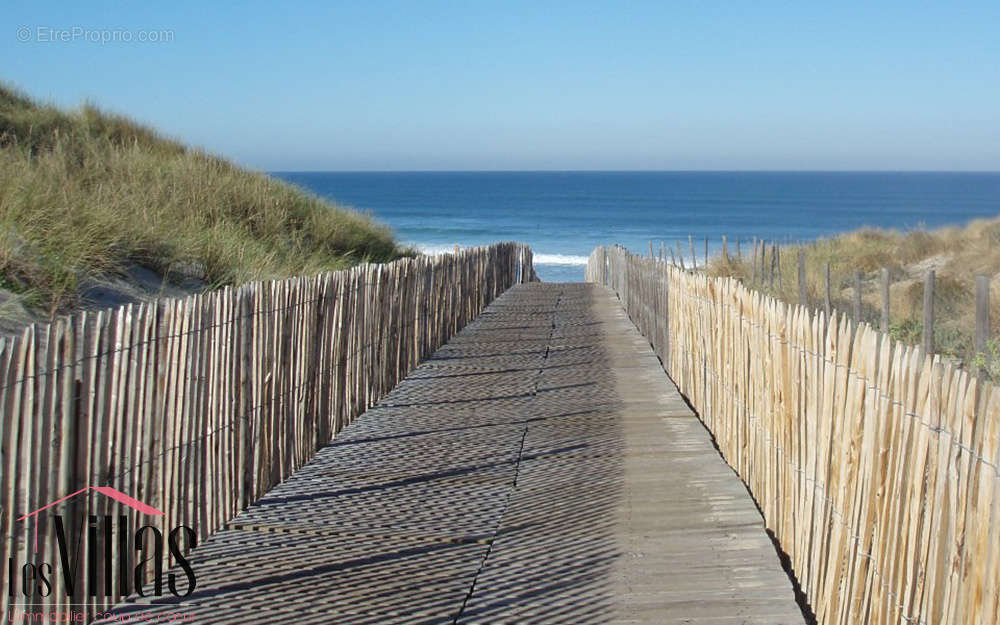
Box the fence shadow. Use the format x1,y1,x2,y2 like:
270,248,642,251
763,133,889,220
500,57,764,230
93,283,627,624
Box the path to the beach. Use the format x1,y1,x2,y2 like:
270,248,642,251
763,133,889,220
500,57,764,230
96,282,804,624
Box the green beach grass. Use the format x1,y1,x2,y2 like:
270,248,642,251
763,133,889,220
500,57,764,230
0,84,406,324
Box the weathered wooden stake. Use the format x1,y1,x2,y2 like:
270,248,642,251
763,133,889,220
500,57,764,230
824,263,832,318
689,235,697,271
736,237,742,260
881,268,891,331
759,239,770,286
923,270,935,355
853,271,862,322
670,247,677,267
704,236,709,268
649,241,654,259
660,241,665,262
798,250,807,307
779,247,784,289
760,240,766,285
676,241,686,270
762,242,768,286
975,275,990,356
771,245,778,289
755,239,767,286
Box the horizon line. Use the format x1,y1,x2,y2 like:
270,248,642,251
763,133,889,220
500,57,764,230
268,168,1000,174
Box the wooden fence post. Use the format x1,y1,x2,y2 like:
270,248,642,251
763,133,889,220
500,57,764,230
736,237,742,260
760,240,771,287
923,270,935,355
760,240,765,283
762,241,769,285
771,246,777,289
754,240,761,284
238,289,254,509
853,271,862,322
676,241,686,270
975,275,990,356
774,245,782,289
689,235,697,271
649,241,654,259
704,236,709,268
798,250,807,307
769,245,776,288
881,268,891,332
824,263,832,318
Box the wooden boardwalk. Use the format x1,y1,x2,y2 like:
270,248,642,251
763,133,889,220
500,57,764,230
96,283,804,624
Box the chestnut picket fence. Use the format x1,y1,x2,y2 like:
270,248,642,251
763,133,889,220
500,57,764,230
0,243,534,619
587,245,1000,625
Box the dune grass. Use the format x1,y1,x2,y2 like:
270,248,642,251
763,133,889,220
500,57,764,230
707,219,1000,374
0,84,405,320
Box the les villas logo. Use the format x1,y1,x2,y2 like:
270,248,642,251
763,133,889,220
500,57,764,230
8,486,197,600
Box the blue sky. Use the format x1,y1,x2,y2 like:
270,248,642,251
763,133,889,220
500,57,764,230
4,1,999,171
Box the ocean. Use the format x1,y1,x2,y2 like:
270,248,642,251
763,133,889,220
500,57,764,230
272,171,1000,282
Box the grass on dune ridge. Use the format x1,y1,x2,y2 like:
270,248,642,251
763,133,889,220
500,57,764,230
707,219,1000,377
0,83,406,322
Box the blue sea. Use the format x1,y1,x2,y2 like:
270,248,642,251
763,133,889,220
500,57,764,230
272,172,1000,282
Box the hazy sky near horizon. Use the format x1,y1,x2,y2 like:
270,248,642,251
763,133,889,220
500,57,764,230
4,1,999,171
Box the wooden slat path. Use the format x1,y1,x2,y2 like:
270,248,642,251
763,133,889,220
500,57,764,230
94,283,804,624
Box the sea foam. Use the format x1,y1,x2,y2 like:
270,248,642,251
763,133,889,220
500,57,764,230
415,244,587,266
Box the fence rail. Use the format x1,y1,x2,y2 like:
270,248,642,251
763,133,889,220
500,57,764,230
0,242,534,619
588,245,1000,625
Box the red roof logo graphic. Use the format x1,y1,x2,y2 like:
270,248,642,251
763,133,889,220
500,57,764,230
17,486,165,522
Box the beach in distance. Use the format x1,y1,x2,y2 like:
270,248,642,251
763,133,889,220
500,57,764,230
274,171,1000,282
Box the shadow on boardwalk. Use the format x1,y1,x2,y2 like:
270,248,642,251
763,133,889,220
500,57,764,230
96,284,628,624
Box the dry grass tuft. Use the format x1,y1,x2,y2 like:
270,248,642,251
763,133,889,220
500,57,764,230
707,218,1000,372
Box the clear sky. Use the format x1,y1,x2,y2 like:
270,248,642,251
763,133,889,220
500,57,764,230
4,1,999,171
